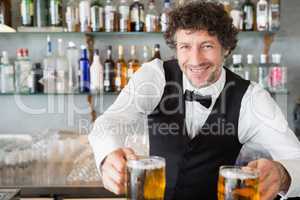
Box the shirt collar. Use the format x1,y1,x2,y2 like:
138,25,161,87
183,67,226,98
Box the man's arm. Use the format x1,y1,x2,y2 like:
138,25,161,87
238,82,300,199
88,59,166,172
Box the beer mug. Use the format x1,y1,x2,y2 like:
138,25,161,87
218,166,260,200
126,156,166,200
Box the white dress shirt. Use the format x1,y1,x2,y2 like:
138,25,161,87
88,59,300,199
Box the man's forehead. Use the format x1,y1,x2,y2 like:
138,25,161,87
175,29,218,44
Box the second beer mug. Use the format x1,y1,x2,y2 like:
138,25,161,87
126,156,166,200
218,166,260,200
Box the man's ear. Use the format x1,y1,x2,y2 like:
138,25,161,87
224,49,230,57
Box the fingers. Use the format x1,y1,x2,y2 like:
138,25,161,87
101,148,137,195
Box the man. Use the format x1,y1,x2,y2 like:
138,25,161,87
89,2,300,200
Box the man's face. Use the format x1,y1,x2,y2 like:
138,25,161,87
175,29,227,88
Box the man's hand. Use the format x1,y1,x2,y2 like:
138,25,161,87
247,159,291,200
101,148,137,195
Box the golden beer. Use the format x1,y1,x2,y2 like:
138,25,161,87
218,166,260,200
126,156,166,200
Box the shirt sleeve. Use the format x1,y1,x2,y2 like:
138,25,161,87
238,82,300,198
88,59,166,173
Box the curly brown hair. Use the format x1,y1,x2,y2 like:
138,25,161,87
164,1,238,56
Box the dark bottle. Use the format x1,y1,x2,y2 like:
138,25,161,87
49,0,62,26
20,0,34,26
242,0,255,31
151,44,161,60
0,0,12,26
130,0,145,32
31,63,44,93
104,45,115,92
79,46,90,93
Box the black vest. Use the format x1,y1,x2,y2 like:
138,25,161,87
148,59,250,200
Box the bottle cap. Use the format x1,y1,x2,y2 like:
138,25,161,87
1,51,9,64
272,54,281,64
232,54,242,64
68,41,76,48
260,54,267,64
94,49,100,55
247,54,254,64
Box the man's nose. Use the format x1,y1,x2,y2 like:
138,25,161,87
189,47,205,65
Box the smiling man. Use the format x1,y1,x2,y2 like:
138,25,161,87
89,2,300,200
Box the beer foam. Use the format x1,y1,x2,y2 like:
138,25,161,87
127,157,165,170
220,168,258,180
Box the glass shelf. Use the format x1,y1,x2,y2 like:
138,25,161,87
0,92,120,96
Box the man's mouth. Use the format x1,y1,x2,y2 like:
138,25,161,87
188,65,210,73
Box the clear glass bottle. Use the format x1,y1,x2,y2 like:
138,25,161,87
245,54,258,82
15,48,32,93
257,54,269,89
130,0,145,32
160,0,171,32
269,0,280,32
145,0,159,32
79,0,91,32
56,39,69,93
269,54,286,92
66,0,80,32
66,41,80,92
104,0,118,32
91,0,104,32
231,54,244,78
242,0,255,31
43,36,57,93
142,45,149,65
230,0,243,31
20,0,34,26
49,0,62,26
118,0,130,32
0,51,15,93
256,0,269,31
35,0,48,27
104,45,115,92
90,49,104,93
79,45,90,93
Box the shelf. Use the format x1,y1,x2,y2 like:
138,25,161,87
0,92,120,96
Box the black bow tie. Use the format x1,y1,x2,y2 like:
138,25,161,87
184,90,212,108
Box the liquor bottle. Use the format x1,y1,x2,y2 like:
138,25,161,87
66,41,80,92
43,36,57,93
245,54,258,82
79,45,90,93
116,45,127,90
90,49,104,93
151,44,161,60
269,0,280,32
221,0,231,14
0,0,12,26
91,0,104,32
257,54,269,89
269,54,286,92
128,45,140,80
145,0,160,32
118,0,130,32
0,51,14,93
104,45,115,92
231,54,244,78
142,45,149,65
130,0,145,32
256,0,268,31
31,63,44,93
56,39,69,93
79,0,91,32
20,0,34,26
230,0,243,31
49,0,62,26
242,0,255,31
104,0,118,32
15,48,32,93
66,0,80,32
160,0,171,32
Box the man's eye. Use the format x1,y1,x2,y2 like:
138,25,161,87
180,45,190,50
203,45,213,49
